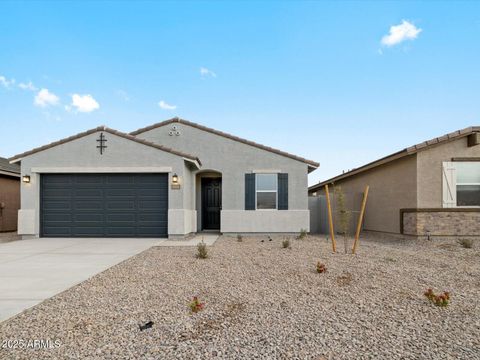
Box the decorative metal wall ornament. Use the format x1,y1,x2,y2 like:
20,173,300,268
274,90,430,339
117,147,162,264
96,132,108,154
168,125,181,136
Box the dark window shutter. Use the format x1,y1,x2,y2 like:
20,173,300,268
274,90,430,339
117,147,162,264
278,173,288,210
245,173,256,210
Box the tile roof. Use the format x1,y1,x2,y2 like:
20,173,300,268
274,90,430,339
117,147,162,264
9,126,202,166
130,117,320,171
0,156,20,176
309,126,480,193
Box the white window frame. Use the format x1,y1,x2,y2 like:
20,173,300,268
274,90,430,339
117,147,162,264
255,173,278,210
455,161,480,208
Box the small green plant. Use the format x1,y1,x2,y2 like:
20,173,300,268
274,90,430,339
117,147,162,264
424,288,450,307
189,296,205,313
297,229,307,240
458,238,473,249
316,262,327,273
237,234,243,242
196,240,208,259
282,238,291,249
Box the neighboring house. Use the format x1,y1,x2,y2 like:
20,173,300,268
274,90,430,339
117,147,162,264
0,157,20,232
9,118,318,239
309,126,480,237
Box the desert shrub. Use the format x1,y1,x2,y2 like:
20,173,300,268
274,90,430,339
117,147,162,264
297,229,307,240
237,234,243,242
196,241,208,259
458,238,473,249
316,262,327,273
189,296,205,313
282,238,291,249
424,288,450,307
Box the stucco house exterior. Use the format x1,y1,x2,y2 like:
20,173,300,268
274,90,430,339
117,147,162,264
309,126,480,237
10,118,318,239
0,157,20,232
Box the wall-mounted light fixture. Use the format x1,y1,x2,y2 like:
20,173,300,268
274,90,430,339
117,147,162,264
171,173,180,189
22,175,31,183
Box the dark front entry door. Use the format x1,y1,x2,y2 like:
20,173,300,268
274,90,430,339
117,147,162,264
202,178,222,230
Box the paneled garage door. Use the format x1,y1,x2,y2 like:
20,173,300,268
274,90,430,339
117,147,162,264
40,173,168,237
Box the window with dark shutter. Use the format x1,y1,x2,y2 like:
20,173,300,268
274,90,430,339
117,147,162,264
278,173,288,210
245,173,256,210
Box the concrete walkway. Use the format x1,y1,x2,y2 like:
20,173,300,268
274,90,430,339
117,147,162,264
0,237,163,322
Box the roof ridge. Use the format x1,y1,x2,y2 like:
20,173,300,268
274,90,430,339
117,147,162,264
9,126,201,165
130,117,319,169
309,125,480,192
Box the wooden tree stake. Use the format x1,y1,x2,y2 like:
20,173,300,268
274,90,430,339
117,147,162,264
352,185,369,254
325,184,336,252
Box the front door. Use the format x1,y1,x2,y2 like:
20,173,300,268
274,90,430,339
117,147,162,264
201,178,221,230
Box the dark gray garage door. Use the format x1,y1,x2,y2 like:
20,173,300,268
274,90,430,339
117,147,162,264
41,173,168,238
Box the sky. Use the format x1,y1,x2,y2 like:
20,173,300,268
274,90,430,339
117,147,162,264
1,1,479,185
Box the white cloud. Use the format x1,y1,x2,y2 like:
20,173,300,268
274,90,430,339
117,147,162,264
0,75,15,88
200,67,217,78
381,20,422,47
158,100,177,110
18,81,37,91
34,88,60,107
70,94,100,113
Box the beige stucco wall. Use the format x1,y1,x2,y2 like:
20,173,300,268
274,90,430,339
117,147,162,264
417,136,480,207
315,155,418,234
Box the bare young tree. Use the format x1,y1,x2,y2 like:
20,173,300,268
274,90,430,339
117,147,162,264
335,186,351,254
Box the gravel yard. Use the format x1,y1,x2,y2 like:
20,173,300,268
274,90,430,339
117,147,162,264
1,235,479,359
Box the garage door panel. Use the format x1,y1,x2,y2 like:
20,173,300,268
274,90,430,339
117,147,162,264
105,175,135,184
43,201,72,211
74,175,103,185
75,200,104,211
106,189,136,197
105,227,136,236
75,189,104,197
107,213,136,222
43,227,72,236
106,200,136,210
41,173,168,237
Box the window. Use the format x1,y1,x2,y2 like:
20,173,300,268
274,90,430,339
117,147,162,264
256,174,277,209
456,162,480,206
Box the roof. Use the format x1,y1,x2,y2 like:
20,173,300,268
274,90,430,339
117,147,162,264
130,117,320,171
9,126,202,167
0,156,20,177
309,126,480,193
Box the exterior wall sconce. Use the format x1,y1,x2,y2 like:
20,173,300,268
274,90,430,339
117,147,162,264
22,175,31,183
171,173,180,190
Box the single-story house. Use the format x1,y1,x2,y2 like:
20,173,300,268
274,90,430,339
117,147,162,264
0,157,20,232
9,118,318,239
308,126,480,237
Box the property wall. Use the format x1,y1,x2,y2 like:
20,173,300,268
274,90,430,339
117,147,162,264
313,155,418,234
417,137,480,207
135,122,311,233
403,210,480,236
0,175,20,232
18,131,194,238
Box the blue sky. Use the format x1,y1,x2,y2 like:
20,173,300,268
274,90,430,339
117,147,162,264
1,1,479,185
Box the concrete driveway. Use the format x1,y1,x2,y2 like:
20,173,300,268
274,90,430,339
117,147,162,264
0,237,164,322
